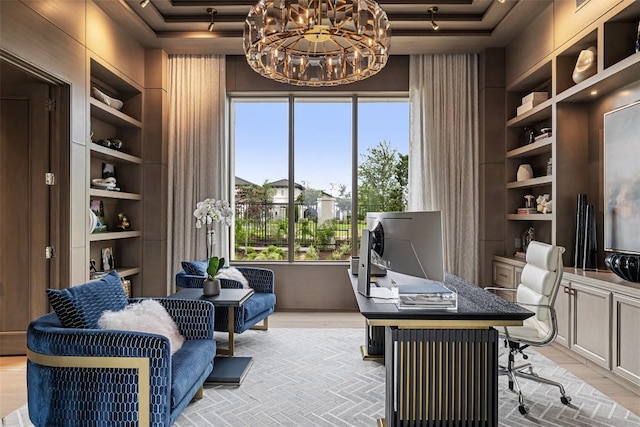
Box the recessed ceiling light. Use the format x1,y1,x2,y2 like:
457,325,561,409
590,90,598,96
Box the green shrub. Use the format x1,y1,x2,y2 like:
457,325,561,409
302,246,319,260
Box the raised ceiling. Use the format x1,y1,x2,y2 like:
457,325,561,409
96,0,551,55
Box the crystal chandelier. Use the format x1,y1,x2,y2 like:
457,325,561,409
243,0,391,86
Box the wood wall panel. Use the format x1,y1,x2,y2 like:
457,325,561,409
553,0,624,51
505,5,555,87
23,0,87,45
70,141,87,253
0,2,87,144
226,55,409,93
232,263,358,311
86,1,145,86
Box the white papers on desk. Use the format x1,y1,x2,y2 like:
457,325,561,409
369,286,395,299
372,297,399,304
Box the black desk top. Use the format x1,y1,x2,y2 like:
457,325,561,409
170,288,254,307
350,271,533,328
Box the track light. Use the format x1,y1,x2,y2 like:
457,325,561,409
207,8,217,32
140,0,150,7
428,7,439,31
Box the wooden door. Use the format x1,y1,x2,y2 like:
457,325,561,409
0,80,51,355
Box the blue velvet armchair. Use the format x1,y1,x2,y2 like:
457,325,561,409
27,274,217,427
176,265,276,333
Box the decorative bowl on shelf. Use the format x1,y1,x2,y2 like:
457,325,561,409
605,252,640,283
92,87,124,110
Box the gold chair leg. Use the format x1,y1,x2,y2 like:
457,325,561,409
251,317,269,331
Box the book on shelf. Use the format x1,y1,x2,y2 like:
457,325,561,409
521,92,548,105
514,251,526,259
517,208,537,215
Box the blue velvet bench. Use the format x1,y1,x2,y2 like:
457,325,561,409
27,271,216,426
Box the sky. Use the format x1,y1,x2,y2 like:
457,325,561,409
233,99,409,196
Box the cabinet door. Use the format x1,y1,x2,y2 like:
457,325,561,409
554,279,571,348
570,282,611,368
612,294,640,386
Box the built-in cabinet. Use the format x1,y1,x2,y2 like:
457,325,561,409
612,293,640,386
565,280,611,369
502,1,640,264
88,58,143,295
492,255,640,390
492,257,522,302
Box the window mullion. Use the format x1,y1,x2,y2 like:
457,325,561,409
351,95,359,257
288,95,295,263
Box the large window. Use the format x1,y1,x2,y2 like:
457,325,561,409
231,96,408,262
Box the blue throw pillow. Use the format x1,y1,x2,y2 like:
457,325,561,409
181,260,208,276
46,270,128,329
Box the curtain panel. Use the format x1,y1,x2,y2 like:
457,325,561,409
168,55,229,281
408,54,479,283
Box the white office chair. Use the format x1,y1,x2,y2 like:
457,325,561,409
489,241,571,415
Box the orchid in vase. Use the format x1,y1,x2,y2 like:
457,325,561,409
193,198,234,259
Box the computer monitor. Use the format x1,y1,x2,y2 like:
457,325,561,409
366,211,445,282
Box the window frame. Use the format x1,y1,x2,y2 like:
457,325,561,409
230,94,409,263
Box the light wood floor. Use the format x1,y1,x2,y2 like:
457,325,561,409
2,311,639,419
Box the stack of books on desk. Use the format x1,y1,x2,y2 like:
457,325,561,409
397,292,457,310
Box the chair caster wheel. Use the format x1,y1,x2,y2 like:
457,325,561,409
518,404,530,415
561,396,571,405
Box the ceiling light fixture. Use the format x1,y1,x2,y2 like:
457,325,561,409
429,7,439,31
140,0,150,7
207,8,217,32
243,0,390,87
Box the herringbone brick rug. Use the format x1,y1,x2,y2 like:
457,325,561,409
4,328,639,426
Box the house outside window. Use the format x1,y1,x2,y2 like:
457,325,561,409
231,96,408,262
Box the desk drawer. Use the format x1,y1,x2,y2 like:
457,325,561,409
493,261,515,288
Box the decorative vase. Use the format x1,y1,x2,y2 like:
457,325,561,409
582,204,597,271
605,253,640,282
203,278,221,296
572,46,597,84
574,194,587,268
517,164,533,181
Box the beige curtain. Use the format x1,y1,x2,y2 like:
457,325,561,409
408,54,479,283
167,54,229,283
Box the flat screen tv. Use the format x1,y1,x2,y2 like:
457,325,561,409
604,99,640,255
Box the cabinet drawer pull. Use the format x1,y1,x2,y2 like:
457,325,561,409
498,273,508,279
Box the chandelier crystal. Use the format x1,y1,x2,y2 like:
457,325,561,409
243,0,391,86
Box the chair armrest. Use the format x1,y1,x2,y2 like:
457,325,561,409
28,315,172,363
176,271,206,288
236,267,275,293
515,301,554,310
130,298,215,340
